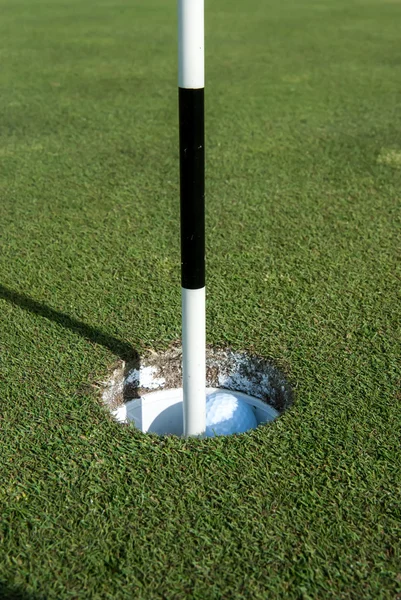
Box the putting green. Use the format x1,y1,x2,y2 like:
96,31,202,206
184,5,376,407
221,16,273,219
0,0,400,598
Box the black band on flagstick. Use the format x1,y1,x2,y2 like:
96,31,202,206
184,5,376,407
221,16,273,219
179,87,205,290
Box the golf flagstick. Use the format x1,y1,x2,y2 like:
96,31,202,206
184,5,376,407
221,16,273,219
178,0,206,437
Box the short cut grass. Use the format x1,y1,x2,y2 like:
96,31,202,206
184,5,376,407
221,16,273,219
0,0,400,598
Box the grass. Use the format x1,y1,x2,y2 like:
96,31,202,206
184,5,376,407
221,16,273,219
0,0,400,597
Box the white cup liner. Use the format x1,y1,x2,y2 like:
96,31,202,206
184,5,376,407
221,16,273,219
101,345,293,438
112,387,279,436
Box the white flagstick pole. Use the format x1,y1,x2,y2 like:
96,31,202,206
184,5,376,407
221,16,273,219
178,0,206,437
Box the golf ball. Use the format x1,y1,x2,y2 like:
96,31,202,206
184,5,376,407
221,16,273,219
205,391,258,437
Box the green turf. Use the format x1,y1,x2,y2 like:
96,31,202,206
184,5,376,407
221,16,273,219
1,0,400,597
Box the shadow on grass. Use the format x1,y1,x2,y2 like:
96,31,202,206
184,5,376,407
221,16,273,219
0,283,139,363
0,581,43,600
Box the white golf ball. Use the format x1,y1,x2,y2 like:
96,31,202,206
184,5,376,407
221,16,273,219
205,391,258,437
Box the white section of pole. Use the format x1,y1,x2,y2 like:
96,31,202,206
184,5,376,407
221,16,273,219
182,287,206,437
178,0,204,89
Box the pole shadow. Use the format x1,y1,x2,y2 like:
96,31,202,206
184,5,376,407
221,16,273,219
0,283,139,364
0,581,43,600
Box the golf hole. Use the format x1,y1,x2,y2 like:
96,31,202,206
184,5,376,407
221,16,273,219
101,344,293,438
